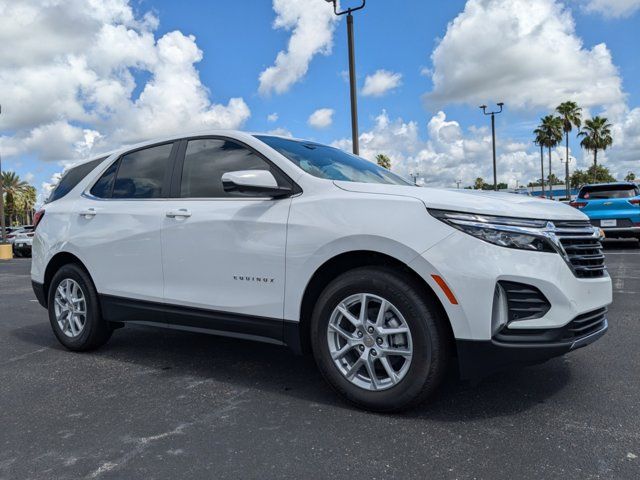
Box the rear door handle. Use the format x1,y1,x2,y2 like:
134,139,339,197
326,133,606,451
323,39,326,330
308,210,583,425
79,208,96,218
166,209,192,218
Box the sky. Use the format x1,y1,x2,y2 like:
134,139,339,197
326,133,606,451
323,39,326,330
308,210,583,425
0,0,639,202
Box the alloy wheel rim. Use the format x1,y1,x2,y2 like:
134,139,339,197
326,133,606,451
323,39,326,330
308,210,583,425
327,293,413,391
54,279,87,338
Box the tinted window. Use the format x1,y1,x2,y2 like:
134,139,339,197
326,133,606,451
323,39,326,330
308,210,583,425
579,185,639,199
180,139,287,198
90,160,119,198
112,143,173,199
47,157,105,203
255,135,411,185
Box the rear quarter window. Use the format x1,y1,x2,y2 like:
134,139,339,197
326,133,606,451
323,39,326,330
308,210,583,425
47,157,106,203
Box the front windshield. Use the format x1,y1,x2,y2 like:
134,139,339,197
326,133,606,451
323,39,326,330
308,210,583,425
255,135,411,185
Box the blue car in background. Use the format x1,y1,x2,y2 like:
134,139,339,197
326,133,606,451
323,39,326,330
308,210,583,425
571,182,640,243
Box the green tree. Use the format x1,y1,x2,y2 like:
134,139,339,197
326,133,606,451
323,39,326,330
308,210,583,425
547,173,563,185
556,101,582,193
535,115,563,199
474,177,485,190
375,154,391,169
570,165,616,188
14,185,37,224
1,172,28,225
625,172,636,182
578,116,613,183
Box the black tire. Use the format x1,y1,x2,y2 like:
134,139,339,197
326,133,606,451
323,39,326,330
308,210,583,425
310,266,451,412
47,263,112,351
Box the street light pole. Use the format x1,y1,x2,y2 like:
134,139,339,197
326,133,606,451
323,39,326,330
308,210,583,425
479,102,504,191
326,0,366,156
0,104,6,244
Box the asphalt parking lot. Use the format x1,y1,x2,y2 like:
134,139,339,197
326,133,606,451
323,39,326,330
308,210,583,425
1,241,639,480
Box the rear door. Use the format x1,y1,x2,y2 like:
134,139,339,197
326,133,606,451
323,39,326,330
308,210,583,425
161,137,293,330
70,142,177,304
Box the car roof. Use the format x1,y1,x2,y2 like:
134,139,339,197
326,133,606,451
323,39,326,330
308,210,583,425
580,182,637,188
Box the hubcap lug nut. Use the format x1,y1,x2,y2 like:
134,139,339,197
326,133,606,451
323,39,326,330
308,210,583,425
367,326,374,334
357,331,363,338
359,345,365,352
376,337,383,345
371,349,377,356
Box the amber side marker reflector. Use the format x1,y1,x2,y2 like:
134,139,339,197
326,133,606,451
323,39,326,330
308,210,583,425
431,275,458,305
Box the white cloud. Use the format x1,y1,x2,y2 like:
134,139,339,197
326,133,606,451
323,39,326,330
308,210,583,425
0,0,250,165
258,0,338,95
361,70,403,97
308,108,335,129
267,112,279,122
267,127,294,138
425,0,624,111
584,0,640,18
333,110,559,188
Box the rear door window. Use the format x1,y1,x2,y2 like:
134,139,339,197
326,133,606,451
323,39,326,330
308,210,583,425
579,185,639,199
112,143,174,199
47,157,106,203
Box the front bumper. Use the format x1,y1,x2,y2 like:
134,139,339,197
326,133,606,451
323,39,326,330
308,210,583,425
599,226,640,238
457,313,608,379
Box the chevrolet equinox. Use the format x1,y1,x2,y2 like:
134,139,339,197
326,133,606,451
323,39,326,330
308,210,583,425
31,131,612,411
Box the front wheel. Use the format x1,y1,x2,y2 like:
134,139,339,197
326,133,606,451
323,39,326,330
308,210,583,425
47,264,112,351
310,267,450,412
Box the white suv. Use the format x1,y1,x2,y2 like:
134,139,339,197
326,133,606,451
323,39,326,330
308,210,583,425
31,131,612,411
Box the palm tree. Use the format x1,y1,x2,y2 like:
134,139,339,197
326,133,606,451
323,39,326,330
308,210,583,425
556,101,582,196
1,172,28,225
578,116,613,184
536,115,563,199
375,154,391,169
533,129,547,196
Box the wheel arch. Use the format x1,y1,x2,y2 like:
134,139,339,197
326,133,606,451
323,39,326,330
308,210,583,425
292,250,455,356
42,252,93,306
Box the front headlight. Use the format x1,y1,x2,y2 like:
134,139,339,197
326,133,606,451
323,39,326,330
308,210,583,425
429,209,555,252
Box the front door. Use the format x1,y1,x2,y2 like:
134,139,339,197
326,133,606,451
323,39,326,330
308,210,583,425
161,137,292,329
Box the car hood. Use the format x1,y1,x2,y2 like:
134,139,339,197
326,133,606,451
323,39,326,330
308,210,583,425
333,181,587,221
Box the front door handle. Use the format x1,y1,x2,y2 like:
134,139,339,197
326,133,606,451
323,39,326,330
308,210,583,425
166,209,192,218
79,208,96,218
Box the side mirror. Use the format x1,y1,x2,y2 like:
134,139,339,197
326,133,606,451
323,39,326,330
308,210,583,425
221,170,292,198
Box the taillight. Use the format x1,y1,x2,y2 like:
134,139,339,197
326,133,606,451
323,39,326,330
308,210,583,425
33,209,45,230
569,201,587,209
630,198,640,206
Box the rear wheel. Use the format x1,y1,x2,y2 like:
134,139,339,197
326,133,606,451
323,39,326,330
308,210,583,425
47,264,112,351
310,267,450,412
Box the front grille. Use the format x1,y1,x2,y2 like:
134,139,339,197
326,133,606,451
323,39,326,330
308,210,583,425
495,307,608,344
553,220,606,278
499,281,550,322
